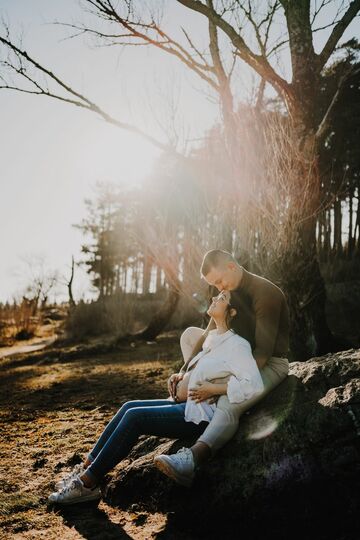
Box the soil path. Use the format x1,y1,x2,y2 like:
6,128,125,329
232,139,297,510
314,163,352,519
0,332,182,539
0,336,57,359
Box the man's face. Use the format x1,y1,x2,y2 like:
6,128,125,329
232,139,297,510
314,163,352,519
204,263,237,291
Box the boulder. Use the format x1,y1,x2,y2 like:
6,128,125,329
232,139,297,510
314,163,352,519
104,350,360,539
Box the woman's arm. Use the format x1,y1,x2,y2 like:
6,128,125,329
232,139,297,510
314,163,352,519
188,381,227,403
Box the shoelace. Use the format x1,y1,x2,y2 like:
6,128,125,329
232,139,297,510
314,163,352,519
176,447,191,462
57,464,82,492
60,477,80,495
63,464,82,481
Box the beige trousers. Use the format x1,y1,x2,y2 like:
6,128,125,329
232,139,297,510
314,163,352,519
180,327,289,452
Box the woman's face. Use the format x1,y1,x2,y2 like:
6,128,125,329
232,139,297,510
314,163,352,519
207,290,231,320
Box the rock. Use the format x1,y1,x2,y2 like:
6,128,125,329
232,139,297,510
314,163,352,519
104,349,360,540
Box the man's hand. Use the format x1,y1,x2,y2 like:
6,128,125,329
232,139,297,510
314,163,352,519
167,372,184,399
188,382,217,403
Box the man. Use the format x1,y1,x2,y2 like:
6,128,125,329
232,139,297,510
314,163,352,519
155,249,290,485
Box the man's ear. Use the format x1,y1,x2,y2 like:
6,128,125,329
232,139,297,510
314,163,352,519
228,262,236,271
230,308,237,318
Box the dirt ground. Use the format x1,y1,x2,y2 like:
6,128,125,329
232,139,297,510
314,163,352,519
0,331,184,539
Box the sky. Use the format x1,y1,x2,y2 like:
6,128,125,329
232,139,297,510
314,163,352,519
0,0,359,303
0,0,220,302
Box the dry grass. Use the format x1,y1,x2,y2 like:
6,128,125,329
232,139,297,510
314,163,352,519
0,332,183,539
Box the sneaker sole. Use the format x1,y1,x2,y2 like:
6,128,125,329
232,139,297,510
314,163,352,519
49,491,101,505
154,456,193,487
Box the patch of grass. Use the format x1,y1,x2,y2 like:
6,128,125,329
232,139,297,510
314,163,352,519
0,513,34,534
0,492,40,516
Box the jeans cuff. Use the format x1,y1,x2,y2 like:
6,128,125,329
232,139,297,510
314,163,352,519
84,465,100,485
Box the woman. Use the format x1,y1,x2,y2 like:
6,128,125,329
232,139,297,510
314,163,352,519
48,289,263,504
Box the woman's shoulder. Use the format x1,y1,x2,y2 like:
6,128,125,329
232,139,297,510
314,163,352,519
228,331,252,351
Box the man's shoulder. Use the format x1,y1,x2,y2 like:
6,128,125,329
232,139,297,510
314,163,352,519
243,269,285,297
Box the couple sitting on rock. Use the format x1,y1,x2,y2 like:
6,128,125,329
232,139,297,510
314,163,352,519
49,249,290,505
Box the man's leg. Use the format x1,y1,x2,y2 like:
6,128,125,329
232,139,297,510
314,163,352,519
195,357,289,453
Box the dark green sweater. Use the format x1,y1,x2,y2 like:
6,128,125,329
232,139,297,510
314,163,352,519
234,267,290,362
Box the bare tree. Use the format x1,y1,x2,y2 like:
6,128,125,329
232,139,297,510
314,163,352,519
67,255,76,308
1,1,359,355
17,255,59,314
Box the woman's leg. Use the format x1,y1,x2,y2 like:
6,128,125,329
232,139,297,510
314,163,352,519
88,399,173,463
85,402,208,483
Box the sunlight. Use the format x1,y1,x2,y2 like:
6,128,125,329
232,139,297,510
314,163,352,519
73,121,162,190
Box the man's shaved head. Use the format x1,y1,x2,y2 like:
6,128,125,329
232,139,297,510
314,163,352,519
200,249,235,277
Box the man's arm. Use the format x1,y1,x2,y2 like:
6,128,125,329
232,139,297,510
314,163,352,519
253,292,282,369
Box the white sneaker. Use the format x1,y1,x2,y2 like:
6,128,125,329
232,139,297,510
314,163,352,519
48,477,101,505
55,463,85,490
154,447,195,487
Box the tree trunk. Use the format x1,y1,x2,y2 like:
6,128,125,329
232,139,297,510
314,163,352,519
155,265,162,293
281,213,344,360
133,261,139,294
123,265,128,292
317,211,325,262
142,255,152,295
118,271,181,342
67,256,76,308
348,191,354,258
278,123,341,359
131,285,181,341
333,198,342,254
355,190,360,253
324,209,332,259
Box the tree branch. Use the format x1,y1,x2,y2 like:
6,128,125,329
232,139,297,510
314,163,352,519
176,0,291,100
318,0,360,70
79,1,219,91
0,34,172,152
316,64,360,142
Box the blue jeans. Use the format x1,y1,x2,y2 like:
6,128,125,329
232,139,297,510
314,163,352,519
86,399,208,482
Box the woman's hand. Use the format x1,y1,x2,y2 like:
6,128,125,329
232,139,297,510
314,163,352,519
188,382,217,403
174,372,190,402
167,372,184,399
